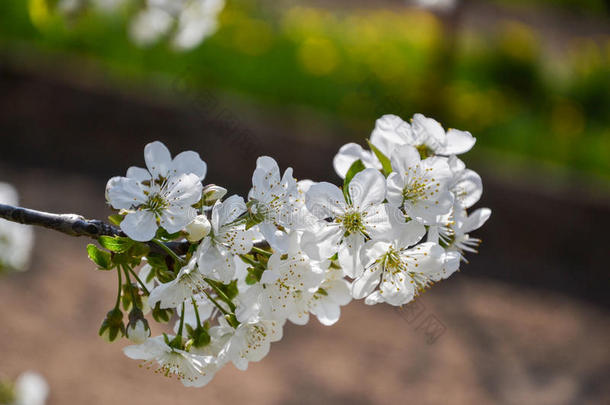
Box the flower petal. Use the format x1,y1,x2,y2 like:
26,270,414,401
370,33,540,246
171,150,207,180
121,210,158,241
442,128,476,155
144,141,172,179
306,182,346,219
348,168,386,209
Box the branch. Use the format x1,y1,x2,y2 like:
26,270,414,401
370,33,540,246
0,203,189,255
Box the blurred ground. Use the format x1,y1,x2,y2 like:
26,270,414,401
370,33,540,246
0,167,609,405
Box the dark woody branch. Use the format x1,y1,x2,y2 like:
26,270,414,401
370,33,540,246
0,203,189,255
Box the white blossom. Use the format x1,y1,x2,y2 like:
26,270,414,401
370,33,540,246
371,113,476,157
130,0,225,50
248,156,304,249
148,258,206,309
386,145,454,224
216,317,283,371
303,169,391,277
106,141,206,241
123,336,217,387
355,239,444,306
256,233,325,321
196,195,257,283
288,266,352,326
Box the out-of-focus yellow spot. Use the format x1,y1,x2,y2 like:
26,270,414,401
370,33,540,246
298,37,339,76
569,38,602,76
551,99,585,137
499,21,538,62
233,19,273,56
28,0,51,29
282,7,334,40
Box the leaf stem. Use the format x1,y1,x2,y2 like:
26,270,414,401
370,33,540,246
152,239,185,266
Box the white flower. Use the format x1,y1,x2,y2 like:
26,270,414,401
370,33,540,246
216,317,283,371
248,156,304,249
332,143,381,179
123,335,218,387
371,114,476,157
288,267,352,326
257,233,325,321
148,258,206,309
185,214,211,242
106,141,206,241
13,372,48,405
173,0,225,50
353,221,444,306
430,207,491,260
196,195,257,283
130,0,225,50
304,169,391,278
386,145,454,224
0,183,34,272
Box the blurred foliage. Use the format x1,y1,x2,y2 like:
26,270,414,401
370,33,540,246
494,0,609,17
0,0,609,178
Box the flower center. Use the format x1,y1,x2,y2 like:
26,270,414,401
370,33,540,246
143,193,169,215
338,210,364,235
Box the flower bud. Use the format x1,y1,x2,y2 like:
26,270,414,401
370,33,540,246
185,215,211,242
99,308,125,342
202,185,227,206
126,307,151,344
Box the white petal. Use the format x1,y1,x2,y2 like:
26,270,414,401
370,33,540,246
453,169,483,209
332,143,379,179
106,177,147,210
171,150,207,180
461,208,491,234
121,210,158,241
370,114,411,157
126,166,151,182
144,141,172,179
442,129,476,155
360,240,391,268
390,144,421,175
348,168,386,209
352,266,382,299
160,205,197,234
123,336,168,360
306,182,346,219
215,195,246,226
338,233,364,278
314,299,341,326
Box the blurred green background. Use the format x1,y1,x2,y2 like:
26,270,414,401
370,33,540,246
1,0,609,179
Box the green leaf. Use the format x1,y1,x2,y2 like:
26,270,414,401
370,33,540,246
129,242,150,258
343,159,366,203
98,236,134,253
367,139,393,176
86,244,113,270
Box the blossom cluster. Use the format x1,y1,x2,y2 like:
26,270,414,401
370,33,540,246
57,0,225,50
94,113,490,387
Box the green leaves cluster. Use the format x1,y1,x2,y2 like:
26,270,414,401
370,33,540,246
86,236,149,271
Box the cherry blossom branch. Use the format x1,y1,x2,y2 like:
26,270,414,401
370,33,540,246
0,203,189,255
